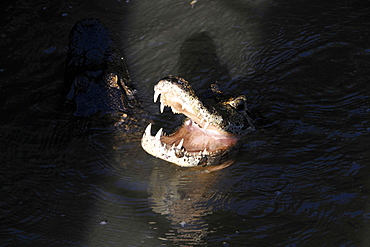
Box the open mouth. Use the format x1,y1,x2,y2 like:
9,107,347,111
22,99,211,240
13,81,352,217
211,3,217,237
141,77,239,167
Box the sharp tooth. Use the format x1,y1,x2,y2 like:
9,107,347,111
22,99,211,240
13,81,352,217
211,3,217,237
204,122,209,129
145,123,152,136
154,90,160,103
203,148,207,154
199,118,204,124
155,128,163,140
160,102,165,113
177,139,184,149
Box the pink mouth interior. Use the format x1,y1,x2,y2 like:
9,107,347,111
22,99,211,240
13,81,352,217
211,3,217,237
160,119,238,154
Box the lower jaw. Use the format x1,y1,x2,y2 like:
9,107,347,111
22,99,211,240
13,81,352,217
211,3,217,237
141,116,238,166
141,130,228,167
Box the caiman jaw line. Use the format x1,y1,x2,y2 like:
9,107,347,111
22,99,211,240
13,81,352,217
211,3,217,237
141,78,238,167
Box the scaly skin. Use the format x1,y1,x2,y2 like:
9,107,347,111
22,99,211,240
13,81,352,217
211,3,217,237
65,18,137,117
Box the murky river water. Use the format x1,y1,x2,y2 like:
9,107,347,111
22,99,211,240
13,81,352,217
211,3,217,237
1,0,370,246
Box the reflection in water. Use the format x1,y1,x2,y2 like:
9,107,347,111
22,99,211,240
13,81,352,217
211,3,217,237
150,167,212,244
149,163,231,245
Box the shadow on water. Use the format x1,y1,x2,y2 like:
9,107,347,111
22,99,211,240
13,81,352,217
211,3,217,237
177,32,230,95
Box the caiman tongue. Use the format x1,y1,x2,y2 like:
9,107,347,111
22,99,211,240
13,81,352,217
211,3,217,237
141,77,238,167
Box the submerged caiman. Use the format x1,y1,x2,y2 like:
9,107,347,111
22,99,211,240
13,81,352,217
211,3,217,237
141,76,255,167
64,18,137,119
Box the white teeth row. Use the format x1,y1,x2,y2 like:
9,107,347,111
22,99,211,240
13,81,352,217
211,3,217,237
153,89,211,129
155,92,183,115
145,123,165,141
143,123,211,156
153,90,171,114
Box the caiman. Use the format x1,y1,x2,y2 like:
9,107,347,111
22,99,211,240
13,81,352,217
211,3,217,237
64,18,137,119
141,76,255,167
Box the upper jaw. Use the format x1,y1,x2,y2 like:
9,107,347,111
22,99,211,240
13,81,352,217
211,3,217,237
153,77,226,132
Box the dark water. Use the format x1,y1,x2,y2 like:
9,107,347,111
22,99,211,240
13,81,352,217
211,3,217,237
1,0,370,246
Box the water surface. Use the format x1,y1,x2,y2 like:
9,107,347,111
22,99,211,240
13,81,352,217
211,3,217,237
1,0,370,246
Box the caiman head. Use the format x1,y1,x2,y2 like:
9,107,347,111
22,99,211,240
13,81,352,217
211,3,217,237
141,76,255,167
64,18,136,117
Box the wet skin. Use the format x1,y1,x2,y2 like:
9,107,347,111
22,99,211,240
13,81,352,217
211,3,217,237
64,18,136,117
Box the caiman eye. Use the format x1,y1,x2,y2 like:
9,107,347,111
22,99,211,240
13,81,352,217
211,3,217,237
105,73,120,89
229,96,247,112
234,99,245,111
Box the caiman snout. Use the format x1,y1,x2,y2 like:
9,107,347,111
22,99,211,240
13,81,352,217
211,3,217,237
141,76,255,167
